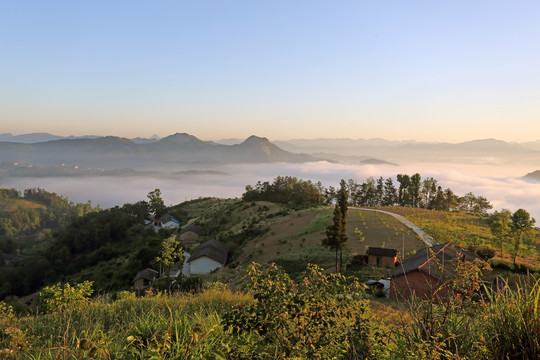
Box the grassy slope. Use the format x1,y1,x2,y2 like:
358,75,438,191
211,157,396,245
0,198,45,214
52,199,540,293
177,200,429,282
384,206,540,268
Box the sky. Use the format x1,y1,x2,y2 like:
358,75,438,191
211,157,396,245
2,1,540,142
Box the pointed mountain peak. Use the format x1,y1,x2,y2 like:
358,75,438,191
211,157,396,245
242,135,271,145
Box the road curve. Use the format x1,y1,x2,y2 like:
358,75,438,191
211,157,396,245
349,207,435,246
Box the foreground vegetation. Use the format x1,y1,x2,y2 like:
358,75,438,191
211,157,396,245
1,264,539,359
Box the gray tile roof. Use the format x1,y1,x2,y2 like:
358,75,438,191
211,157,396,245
158,214,179,224
179,223,202,235
187,239,229,265
391,242,480,281
133,268,159,282
366,247,399,257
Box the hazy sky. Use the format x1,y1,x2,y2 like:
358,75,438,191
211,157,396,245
2,1,540,142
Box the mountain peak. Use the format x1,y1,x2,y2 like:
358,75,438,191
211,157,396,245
242,135,270,144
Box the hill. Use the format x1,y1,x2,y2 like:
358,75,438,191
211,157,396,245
523,170,540,182
3,188,540,301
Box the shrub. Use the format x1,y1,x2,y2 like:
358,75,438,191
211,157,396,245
468,244,496,260
38,281,94,313
0,301,27,356
222,263,373,359
204,281,229,291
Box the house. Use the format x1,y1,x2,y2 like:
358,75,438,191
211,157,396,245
133,268,159,291
389,242,481,300
366,247,399,267
179,224,203,246
186,239,229,275
150,214,180,231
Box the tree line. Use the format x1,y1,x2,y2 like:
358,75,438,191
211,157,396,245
243,174,493,216
0,189,178,300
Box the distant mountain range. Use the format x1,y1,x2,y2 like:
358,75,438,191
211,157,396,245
0,132,160,144
0,133,317,168
3,132,540,169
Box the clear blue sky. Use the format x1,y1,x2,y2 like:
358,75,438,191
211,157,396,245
2,1,540,142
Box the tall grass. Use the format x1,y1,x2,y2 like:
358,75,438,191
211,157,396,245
2,280,540,359
484,277,540,359
3,289,250,359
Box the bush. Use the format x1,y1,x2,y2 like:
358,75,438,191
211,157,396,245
468,244,496,260
490,259,538,273
38,281,93,313
222,263,374,359
175,276,203,293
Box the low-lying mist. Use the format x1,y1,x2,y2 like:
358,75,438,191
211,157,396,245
2,161,539,221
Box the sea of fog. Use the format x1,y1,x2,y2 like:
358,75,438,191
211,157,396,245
2,161,540,221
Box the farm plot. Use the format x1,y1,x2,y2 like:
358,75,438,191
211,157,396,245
346,209,425,258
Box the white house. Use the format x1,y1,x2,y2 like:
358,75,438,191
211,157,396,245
152,214,180,231
186,239,229,275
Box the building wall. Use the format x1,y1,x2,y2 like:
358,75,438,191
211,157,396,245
162,221,180,230
179,231,199,245
368,255,396,267
189,257,223,275
134,278,154,291
390,270,446,299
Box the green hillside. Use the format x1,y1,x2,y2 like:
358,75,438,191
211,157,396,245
3,191,540,302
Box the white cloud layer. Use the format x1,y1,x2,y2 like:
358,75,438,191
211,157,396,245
2,161,539,221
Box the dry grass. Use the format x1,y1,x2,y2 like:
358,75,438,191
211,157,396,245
0,198,45,213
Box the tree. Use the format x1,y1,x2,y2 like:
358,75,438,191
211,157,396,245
323,180,348,272
382,177,398,206
420,177,438,208
155,235,184,276
396,174,410,206
147,189,166,218
409,173,421,207
489,209,511,259
443,188,457,211
510,209,536,266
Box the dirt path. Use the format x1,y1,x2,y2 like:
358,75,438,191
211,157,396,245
349,207,435,246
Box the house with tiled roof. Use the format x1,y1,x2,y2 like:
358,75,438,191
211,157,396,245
133,268,159,291
390,242,481,299
186,239,229,276
179,224,203,246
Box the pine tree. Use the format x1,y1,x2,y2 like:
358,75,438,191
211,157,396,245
323,180,348,272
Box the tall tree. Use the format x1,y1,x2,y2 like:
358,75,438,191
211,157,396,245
322,179,348,272
489,209,511,260
147,189,166,218
420,177,438,208
443,188,457,211
510,209,536,266
323,204,343,273
382,177,398,206
396,174,410,206
409,173,421,207
375,177,384,206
